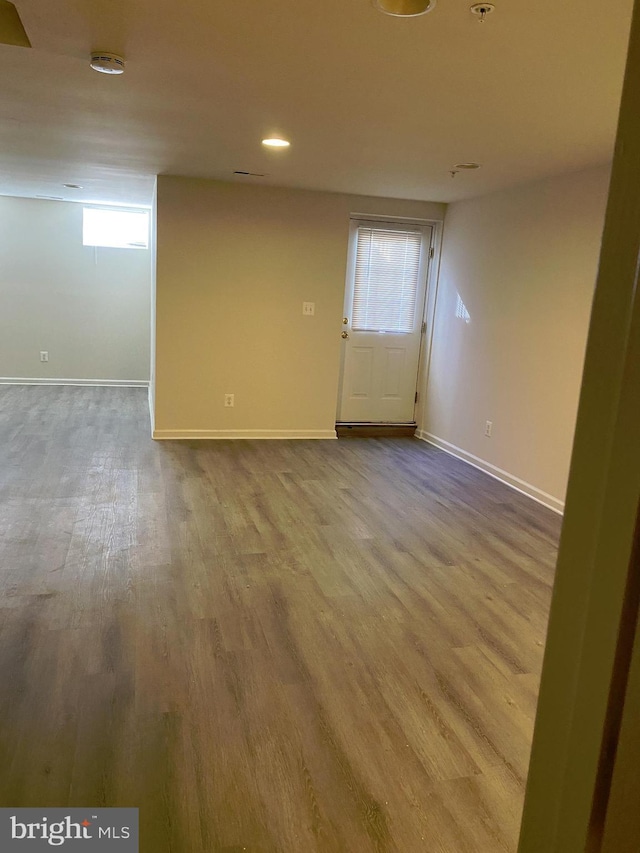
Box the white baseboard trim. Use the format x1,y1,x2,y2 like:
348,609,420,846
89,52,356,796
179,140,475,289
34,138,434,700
153,428,338,441
416,429,564,515
0,377,149,387
148,384,155,434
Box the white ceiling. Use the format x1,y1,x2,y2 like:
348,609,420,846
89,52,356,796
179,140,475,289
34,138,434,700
0,0,634,207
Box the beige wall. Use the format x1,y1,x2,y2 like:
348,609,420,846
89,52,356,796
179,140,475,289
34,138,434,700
0,196,151,381
154,176,444,437
420,165,611,509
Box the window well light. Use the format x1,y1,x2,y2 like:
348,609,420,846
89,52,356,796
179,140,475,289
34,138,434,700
82,207,149,250
261,138,290,148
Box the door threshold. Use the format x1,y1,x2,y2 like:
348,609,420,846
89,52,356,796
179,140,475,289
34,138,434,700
335,422,417,438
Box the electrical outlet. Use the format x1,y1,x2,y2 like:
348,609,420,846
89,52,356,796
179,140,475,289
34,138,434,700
224,394,234,407
302,302,315,316
484,420,493,437
40,351,49,363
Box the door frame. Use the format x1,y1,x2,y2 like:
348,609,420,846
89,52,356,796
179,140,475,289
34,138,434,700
335,213,444,424
517,1,640,848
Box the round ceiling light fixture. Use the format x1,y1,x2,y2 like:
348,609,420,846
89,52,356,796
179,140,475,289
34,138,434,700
63,183,83,189
373,0,436,17
261,138,290,148
90,52,125,75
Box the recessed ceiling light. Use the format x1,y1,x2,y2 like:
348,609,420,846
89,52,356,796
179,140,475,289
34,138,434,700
261,138,290,148
373,0,436,17
90,52,125,74
454,163,481,169
63,184,83,189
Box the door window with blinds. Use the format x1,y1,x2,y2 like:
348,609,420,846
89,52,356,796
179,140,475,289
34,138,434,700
351,224,425,333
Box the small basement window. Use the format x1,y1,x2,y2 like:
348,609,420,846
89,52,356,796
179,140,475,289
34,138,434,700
83,207,149,249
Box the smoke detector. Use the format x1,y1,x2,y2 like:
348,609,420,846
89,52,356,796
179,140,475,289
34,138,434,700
90,52,125,75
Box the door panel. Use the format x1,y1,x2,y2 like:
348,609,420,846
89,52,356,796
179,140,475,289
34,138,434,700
349,347,374,398
382,347,405,398
338,220,432,423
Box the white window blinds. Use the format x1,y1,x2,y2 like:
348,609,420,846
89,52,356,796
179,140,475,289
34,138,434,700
351,227,423,333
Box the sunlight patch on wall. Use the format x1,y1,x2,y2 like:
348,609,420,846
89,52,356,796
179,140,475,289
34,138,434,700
455,292,471,323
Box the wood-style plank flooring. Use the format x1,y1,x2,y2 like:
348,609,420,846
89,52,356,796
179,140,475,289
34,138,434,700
0,386,561,852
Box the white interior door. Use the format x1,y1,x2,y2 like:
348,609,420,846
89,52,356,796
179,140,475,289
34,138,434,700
338,220,432,423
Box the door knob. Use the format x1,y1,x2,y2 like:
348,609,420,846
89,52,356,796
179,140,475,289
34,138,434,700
341,331,349,339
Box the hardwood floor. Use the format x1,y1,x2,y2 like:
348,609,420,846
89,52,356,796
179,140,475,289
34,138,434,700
0,386,561,852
